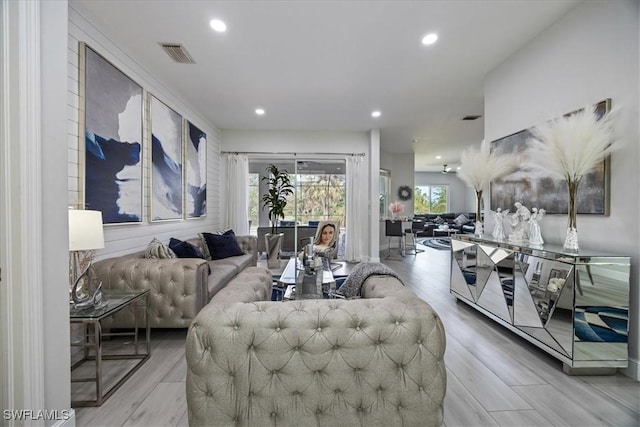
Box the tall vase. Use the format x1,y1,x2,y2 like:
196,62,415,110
265,233,284,269
474,189,483,237
563,179,580,252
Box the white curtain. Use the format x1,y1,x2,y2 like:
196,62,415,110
224,154,249,234
345,155,368,262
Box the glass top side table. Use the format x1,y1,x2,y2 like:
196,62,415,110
70,289,151,407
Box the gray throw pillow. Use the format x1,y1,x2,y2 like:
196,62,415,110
454,214,470,227
144,238,176,259
198,233,212,260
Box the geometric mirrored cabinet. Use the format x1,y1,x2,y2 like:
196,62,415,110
450,234,630,374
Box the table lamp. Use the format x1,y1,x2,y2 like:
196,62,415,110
69,209,105,309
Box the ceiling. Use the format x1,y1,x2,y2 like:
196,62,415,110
71,0,579,172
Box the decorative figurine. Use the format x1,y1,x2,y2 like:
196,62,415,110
508,202,531,243
491,208,509,241
529,207,546,246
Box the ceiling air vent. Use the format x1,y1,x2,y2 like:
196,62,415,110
461,115,482,121
159,43,195,64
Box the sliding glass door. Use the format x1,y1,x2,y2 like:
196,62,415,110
248,158,346,257
295,160,345,226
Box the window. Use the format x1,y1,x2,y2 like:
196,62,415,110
295,172,345,225
379,169,390,217
414,185,448,214
247,160,346,230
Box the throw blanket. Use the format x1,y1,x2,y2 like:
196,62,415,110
337,262,403,298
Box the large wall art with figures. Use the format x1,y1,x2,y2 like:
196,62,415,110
79,43,143,224
186,121,207,218
149,95,184,221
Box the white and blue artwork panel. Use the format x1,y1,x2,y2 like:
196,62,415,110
150,95,183,221
186,121,207,218
82,44,143,224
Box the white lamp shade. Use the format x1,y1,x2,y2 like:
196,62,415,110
68,209,105,251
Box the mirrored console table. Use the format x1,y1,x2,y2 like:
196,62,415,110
450,234,630,374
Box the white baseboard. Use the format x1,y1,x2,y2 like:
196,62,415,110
622,357,639,380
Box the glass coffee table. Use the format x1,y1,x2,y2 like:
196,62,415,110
70,289,150,406
433,227,457,237
277,257,336,300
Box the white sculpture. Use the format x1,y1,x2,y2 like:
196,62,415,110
528,207,545,246
508,202,531,243
491,208,509,241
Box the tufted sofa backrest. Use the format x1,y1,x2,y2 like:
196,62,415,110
186,275,446,426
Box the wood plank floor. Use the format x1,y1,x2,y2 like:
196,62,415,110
74,246,639,426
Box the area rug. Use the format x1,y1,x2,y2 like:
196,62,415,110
416,237,451,251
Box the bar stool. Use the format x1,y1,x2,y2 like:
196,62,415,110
404,220,425,255
385,220,405,258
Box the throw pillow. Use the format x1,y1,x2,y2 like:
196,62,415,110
198,233,212,260
454,213,470,227
434,216,445,225
144,238,176,259
202,231,245,260
169,238,206,259
198,229,232,260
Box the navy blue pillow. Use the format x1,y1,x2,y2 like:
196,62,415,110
202,232,245,260
169,238,206,259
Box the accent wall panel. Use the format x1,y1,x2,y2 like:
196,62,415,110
79,43,143,224
149,95,183,221
186,121,207,218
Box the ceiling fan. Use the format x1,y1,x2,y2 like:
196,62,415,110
441,164,456,174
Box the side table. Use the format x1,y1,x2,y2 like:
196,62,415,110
70,289,150,407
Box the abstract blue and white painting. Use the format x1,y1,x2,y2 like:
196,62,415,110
186,121,207,218
83,44,143,224
150,95,183,221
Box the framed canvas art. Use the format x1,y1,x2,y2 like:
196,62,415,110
149,95,183,221
185,121,207,218
490,99,611,215
79,43,143,224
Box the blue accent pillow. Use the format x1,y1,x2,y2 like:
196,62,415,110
202,231,245,260
169,238,206,259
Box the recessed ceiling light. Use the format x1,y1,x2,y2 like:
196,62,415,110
210,19,227,32
255,108,265,116
457,166,461,170
412,139,419,143
422,33,438,45
435,155,442,160
371,111,381,118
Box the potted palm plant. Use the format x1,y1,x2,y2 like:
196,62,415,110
261,164,293,268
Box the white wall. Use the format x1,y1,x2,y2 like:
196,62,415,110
414,171,474,214
379,150,414,248
68,5,223,260
485,0,640,379
43,0,73,419
221,129,369,154
381,150,415,214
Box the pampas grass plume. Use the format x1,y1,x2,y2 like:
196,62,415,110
458,140,519,192
527,105,618,181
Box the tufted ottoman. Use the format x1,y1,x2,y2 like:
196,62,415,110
186,274,446,426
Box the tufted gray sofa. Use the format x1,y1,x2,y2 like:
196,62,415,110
92,235,259,328
186,273,447,426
